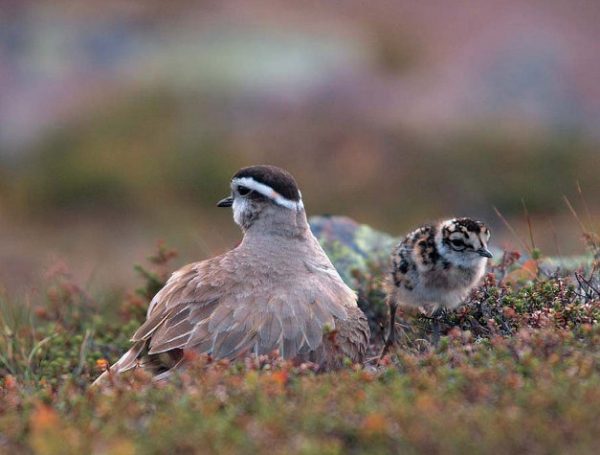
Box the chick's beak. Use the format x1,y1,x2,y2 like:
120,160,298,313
217,196,234,207
477,248,493,258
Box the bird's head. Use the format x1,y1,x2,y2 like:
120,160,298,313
436,218,492,267
218,165,306,234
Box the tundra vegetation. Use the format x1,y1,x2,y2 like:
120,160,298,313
1,222,599,454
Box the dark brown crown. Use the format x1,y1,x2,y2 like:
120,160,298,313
444,218,488,235
233,165,301,201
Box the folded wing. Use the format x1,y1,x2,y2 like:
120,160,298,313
129,256,352,363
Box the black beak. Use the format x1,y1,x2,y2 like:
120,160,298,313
477,248,493,258
217,197,234,208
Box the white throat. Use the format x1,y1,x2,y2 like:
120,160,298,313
232,197,249,226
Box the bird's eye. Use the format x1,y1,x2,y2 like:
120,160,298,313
237,186,251,196
451,239,465,248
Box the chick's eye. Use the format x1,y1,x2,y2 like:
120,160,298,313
451,239,465,248
237,186,251,196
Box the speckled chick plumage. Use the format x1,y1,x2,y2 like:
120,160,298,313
386,218,492,312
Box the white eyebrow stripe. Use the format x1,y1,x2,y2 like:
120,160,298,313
232,177,304,211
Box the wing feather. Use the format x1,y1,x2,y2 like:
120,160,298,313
131,308,175,341
282,334,303,358
105,242,365,381
148,333,191,354
212,330,256,359
257,314,283,354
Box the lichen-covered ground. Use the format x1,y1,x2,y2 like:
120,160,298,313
1,233,599,454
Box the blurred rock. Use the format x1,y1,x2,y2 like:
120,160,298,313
309,215,397,287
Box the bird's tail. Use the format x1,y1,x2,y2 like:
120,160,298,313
91,340,147,386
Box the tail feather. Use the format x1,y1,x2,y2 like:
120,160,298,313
92,340,147,386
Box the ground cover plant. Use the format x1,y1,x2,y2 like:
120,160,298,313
1,225,599,454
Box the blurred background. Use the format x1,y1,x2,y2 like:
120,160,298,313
1,0,599,296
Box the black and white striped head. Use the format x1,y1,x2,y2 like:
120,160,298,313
217,165,304,230
436,218,492,267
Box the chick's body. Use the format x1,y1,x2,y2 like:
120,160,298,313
383,218,492,348
387,223,488,311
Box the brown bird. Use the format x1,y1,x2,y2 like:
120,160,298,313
94,165,369,384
